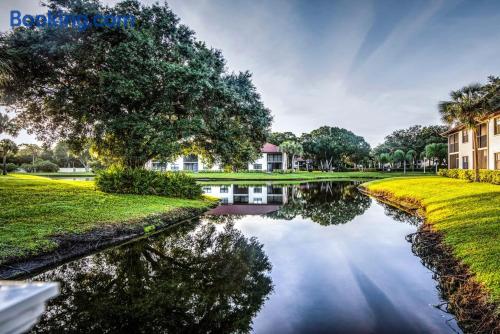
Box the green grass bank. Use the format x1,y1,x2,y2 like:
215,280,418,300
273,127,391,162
363,176,500,303
0,174,216,265
189,171,433,180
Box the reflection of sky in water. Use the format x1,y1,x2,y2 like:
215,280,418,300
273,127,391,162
29,182,461,333
228,202,459,333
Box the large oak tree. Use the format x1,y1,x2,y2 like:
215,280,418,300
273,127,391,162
0,0,272,168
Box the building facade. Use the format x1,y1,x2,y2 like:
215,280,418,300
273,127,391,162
442,111,500,170
146,143,288,172
247,143,287,172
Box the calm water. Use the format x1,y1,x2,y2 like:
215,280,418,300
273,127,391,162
29,181,461,333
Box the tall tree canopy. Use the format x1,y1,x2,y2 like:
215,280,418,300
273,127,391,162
0,0,272,168
267,131,297,146
301,126,370,170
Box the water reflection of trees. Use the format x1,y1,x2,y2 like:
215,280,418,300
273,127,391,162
31,222,273,334
269,182,371,226
379,203,421,226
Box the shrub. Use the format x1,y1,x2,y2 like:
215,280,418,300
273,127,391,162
20,163,35,173
4,163,18,172
34,160,59,172
438,169,500,185
95,167,202,199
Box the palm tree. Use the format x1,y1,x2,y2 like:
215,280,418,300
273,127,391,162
21,143,42,168
406,150,417,172
0,113,19,137
279,140,303,172
438,84,493,181
393,150,405,169
0,139,18,175
425,143,447,174
379,153,391,171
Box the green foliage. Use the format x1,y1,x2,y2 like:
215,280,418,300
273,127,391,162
378,153,391,165
425,143,447,163
393,150,405,163
1,139,18,175
268,132,297,146
0,174,215,262
0,1,271,168
143,225,156,233
0,112,19,137
35,160,59,173
373,125,448,157
96,167,202,199
20,160,59,173
438,169,500,185
4,163,18,172
301,126,371,170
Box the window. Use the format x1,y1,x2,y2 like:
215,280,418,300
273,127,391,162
495,153,500,170
495,118,500,135
220,186,229,193
462,129,468,143
462,156,469,169
253,187,262,193
448,133,459,153
253,164,262,170
220,198,229,204
267,154,282,163
449,153,459,169
478,149,488,169
253,198,263,204
476,123,487,148
171,164,179,171
202,186,212,193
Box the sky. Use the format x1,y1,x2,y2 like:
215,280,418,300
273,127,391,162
1,0,500,146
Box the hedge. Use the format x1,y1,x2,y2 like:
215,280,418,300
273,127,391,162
438,169,500,185
95,167,202,199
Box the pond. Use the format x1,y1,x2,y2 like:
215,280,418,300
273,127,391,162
28,181,461,333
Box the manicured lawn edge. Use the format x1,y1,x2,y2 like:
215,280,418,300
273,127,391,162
359,177,500,332
0,205,217,280
190,171,433,181
0,175,219,279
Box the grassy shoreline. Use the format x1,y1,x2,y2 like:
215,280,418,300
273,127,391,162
0,174,217,266
188,171,433,180
27,171,435,181
362,176,500,304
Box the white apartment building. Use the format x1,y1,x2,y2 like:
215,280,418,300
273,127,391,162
146,143,288,172
442,111,500,170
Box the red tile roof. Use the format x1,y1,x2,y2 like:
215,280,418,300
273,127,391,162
261,143,280,153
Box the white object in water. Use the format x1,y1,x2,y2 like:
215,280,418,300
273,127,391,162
0,281,60,334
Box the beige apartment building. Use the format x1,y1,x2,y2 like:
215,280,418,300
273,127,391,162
442,111,500,170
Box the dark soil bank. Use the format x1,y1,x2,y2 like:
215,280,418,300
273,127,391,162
0,206,214,279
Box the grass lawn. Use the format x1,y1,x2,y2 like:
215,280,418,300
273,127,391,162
363,176,500,303
31,172,96,177
0,174,216,264
189,171,433,180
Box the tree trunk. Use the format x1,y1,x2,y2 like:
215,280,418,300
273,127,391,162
403,160,406,174
472,128,480,182
2,153,6,175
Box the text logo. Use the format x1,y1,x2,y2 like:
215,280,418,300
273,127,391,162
10,10,135,31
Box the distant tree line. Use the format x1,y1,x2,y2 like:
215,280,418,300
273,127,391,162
372,125,448,172
269,126,371,171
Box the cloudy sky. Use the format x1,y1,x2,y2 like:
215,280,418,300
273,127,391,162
1,0,500,146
